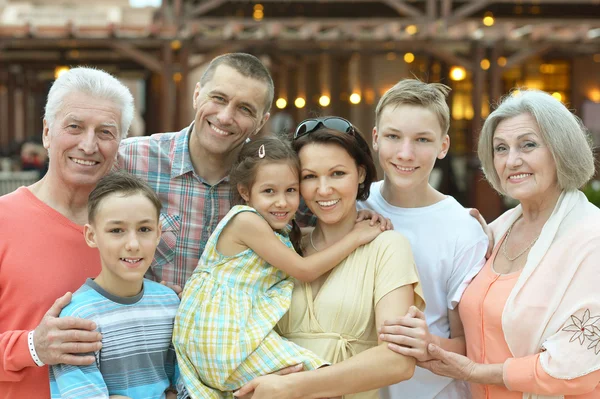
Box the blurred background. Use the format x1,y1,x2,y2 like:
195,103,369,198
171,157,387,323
0,0,599,219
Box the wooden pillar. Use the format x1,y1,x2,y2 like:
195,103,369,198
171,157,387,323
489,41,504,104
329,55,343,117
0,70,8,153
177,40,191,128
7,67,16,148
471,42,503,220
161,43,175,132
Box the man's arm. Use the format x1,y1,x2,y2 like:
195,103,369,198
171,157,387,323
1,292,102,382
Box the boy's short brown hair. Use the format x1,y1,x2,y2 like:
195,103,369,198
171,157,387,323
88,171,162,224
375,79,451,136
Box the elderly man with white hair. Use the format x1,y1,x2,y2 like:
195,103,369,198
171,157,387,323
0,67,134,399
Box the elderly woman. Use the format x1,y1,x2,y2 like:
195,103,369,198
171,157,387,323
381,89,600,398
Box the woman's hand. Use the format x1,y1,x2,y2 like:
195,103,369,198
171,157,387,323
356,209,393,231
351,220,385,245
379,306,437,362
418,344,476,381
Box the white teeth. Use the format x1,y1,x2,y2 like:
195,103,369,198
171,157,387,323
317,200,339,207
72,158,97,166
210,123,231,136
121,258,142,263
271,212,287,217
509,174,531,180
395,165,416,172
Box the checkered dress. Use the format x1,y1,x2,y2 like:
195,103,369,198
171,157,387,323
173,205,326,398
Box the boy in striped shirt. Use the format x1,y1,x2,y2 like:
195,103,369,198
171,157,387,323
50,172,180,399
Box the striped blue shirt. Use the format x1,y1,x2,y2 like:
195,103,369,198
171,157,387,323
49,279,180,399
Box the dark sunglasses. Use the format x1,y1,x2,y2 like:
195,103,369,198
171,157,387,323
294,117,355,140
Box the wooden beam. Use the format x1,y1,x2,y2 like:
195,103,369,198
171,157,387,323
190,0,227,17
188,44,247,71
502,44,553,70
443,0,491,28
382,0,423,18
110,42,163,74
423,45,474,71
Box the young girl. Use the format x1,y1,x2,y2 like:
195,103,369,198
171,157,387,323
173,137,383,399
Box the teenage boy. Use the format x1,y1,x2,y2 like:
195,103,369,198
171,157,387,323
358,79,488,399
49,172,180,399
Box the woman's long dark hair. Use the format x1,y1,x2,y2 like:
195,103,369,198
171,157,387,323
229,136,304,255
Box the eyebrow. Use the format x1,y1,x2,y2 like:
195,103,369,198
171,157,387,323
105,219,156,225
65,116,118,128
493,132,537,141
383,127,435,136
301,164,347,173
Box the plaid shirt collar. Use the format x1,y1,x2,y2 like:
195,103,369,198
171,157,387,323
171,122,230,185
170,123,195,179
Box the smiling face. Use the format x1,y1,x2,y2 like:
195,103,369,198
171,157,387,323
239,161,300,231
190,64,270,160
42,91,121,189
298,143,366,226
84,192,161,297
373,104,449,195
492,113,560,202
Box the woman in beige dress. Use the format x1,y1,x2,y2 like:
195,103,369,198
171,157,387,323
236,117,425,399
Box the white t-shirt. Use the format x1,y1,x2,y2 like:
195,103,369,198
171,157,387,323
358,181,488,399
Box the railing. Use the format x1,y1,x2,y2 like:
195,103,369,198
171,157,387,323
0,171,40,196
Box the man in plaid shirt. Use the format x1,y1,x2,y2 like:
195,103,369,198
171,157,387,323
117,53,273,288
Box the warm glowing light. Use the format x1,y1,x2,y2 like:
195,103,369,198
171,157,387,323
253,10,264,21
540,64,556,74
319,95,331,107
254,3,264,11
405,25,418,35
294,97,306,108
497,57,507,67
275,98,287,109
483,12,495,27
593,54,600,63
551,92,563,102
170,40,182,51
349,93,361,104
589,89,600,103
404,52,415,63
173,72,182,83
480,59,490,70
449,66,466,81
54,66,70,80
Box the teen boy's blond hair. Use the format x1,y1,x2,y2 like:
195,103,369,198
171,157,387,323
375,79,451,135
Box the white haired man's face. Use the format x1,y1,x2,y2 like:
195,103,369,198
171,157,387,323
42,91,122,189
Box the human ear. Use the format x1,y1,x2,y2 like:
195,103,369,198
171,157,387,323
255,112,270,135
42,120,51,149
237,184,250,202
438,134,450,159
358,165,367,184
192,82,201,110
84,224,98,248
372,126,379,151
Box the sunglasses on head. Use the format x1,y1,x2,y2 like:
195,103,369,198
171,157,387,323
294,117,355,140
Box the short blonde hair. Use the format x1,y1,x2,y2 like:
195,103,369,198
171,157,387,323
375,79,451,135
478,89,595,195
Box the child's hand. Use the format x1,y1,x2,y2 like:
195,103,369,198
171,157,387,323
351,219,384,246
356,209,393,231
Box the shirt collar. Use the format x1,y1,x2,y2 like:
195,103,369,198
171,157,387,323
171,123,196,179
170,122,230,185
